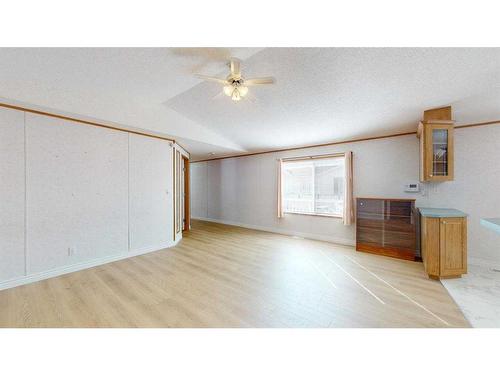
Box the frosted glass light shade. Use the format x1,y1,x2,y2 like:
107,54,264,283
223,85,233,96
238,86,249,97
231,90,242,101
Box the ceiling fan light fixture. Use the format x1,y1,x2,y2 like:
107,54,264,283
231,89,242,101
223,85,233,97
196,57,275,101
238,85,249,97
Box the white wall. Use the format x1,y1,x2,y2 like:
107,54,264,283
191,125,500,265
0,108,25,281
426,125,500,264
0,107,177,289
26,113,129,273
129,134,173,252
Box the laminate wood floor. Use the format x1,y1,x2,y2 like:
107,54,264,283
0,220,470,327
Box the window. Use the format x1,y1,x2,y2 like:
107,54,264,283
282,156,345,217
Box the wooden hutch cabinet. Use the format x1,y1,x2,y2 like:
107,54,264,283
417,106,455,182
356,198,417,261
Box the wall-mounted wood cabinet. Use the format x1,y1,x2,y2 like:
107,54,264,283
420,209,467,279
417,106,455,182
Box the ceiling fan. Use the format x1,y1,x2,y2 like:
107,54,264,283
195,57,275,101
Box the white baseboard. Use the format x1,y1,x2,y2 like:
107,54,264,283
0,241,176,291
192,216,355,247
468,256,500,270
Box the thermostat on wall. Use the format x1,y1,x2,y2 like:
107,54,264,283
404,182,420,193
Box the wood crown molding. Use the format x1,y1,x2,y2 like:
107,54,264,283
0,101,190,158
192,120,500,163
192,130,416,163
3,100,495,164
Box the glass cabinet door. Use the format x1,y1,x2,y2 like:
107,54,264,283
423,123,453,181
431,128,449,177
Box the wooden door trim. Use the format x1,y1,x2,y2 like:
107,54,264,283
173,148,177,241
183,157,191,232
176,150,182,236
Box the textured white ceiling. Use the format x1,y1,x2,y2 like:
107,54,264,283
1,48,499,160
167,48,500,158
0,47,261,152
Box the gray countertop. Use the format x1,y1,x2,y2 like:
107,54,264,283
418,208,468,218
480,218,500,234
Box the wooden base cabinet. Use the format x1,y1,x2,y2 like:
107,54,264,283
356,198,417,261
421,215,467,279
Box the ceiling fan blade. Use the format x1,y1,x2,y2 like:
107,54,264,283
230,58,241,77
195,74,228,84
245,90,258,104
211,90,224,100
244,77,276,86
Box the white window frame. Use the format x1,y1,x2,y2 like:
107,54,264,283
281,154,345,219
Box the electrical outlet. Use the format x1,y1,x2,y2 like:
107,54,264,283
67,247,76,256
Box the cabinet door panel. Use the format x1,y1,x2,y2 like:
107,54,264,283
383,216,414,232
422,217,440,276
383,230,415,250
357,199,384,215
357,217,383,230
439,218,467,276
357,227,383,247
385,201,412,217
423,123,454,182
